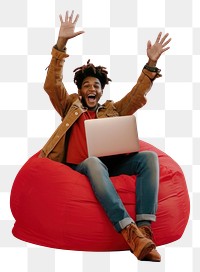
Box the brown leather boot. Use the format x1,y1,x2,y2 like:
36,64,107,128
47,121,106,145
121,223,156,260
138,225,161,262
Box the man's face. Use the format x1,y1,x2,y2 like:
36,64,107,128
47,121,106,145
78,76,103,110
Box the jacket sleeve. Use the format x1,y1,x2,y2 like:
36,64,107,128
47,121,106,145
43,46,72,118
113,68,162,115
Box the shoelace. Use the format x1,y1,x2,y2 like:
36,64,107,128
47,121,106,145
139,226,153,241
126,224,143,242
126,225,135,243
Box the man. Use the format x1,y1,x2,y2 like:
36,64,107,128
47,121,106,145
39,10,171,261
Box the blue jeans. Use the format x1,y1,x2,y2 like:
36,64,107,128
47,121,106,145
70,151,159,232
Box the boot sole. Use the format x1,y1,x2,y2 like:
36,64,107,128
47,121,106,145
137,242,156,261
141,257,161,262
141,250,161,262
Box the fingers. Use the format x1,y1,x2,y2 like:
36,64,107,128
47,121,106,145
155,32,162,43
162,37,172,48
160,33,170,44
74,30,85,37
69,10,74,22
161,46,170,53
155,32,171,50
59,14,63,23
73,14,80,24
156,32,171,45
147,40,152,49
60,10,79,24
65,11,69,22
159,33,171,46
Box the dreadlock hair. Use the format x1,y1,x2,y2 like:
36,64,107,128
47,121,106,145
73,60,112,90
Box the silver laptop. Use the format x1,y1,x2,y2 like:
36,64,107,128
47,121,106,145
84,115,140,157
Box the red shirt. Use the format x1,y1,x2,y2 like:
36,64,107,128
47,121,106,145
66,111,96,164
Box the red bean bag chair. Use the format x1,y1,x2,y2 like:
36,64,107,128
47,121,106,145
10,140,190,251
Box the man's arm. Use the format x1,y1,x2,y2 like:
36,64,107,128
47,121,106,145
44,11,84,118
114,32,171,115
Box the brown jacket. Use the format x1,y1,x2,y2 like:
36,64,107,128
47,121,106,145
39,47,161,163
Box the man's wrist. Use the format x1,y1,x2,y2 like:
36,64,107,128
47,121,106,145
147,59,157,67
143,63,161,73
56,37,68,51
54,44,67,53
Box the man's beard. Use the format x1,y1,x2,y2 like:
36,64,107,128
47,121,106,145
80,96,98,111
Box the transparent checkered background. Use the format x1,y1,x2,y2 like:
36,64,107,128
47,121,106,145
0,0,199,271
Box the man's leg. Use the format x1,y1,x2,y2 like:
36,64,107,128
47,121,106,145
74,156,133,232
72,156,155,260
109,151,159,225
110,151,161,261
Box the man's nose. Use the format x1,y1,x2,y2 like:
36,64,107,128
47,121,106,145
90,85,95,90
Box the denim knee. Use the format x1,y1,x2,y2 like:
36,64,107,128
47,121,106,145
149,151,158,162
143,151,158,161
78,157,108,175
81,156,108,173
140,151,159,167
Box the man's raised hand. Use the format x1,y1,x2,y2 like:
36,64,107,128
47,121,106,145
57,10,84,50
147,32,171,65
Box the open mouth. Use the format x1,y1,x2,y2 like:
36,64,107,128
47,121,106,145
87,94,96,103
